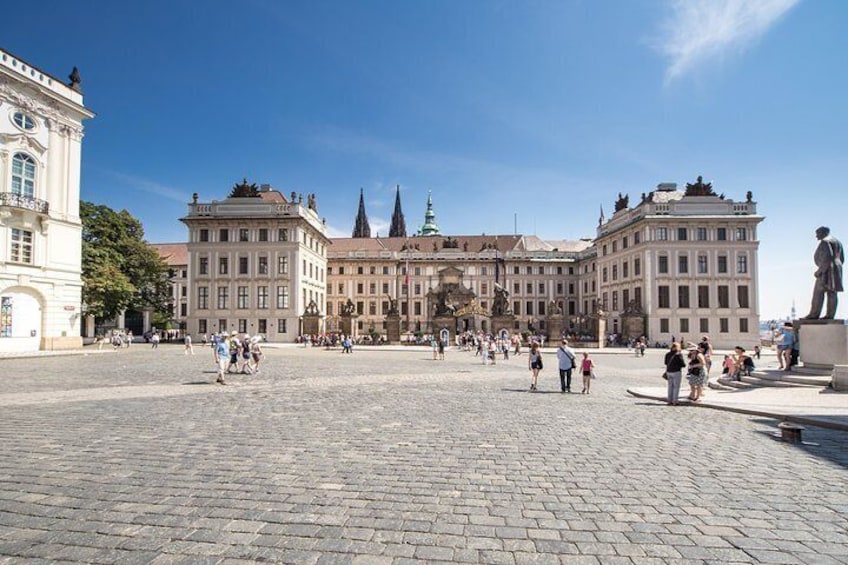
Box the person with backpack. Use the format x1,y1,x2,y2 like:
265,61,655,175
556,338,577,393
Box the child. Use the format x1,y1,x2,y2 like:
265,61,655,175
580,352,595,394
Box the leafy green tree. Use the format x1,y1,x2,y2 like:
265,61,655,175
81,201,172,321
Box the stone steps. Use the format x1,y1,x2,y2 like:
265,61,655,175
715,368,830,390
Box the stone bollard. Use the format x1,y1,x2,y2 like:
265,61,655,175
832,365,848,392
778,422,804,443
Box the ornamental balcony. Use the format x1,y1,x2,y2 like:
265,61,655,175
0,192,49,215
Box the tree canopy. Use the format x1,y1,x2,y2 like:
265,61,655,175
81,201,172,321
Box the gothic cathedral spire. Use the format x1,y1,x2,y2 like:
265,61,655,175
388,184,407,238
352,188,371,238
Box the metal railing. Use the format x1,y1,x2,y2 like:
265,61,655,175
0,192,49,214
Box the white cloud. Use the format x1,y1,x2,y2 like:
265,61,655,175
655,0,800,82
105,170,192,204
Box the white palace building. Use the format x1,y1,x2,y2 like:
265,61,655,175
0,48,93,352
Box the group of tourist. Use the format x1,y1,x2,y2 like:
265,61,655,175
211,331,264,385
529,339,595,394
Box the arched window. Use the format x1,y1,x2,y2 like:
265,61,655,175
11,153,36,198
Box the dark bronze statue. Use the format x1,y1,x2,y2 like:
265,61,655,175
614,193,629,212
684,175,717,197
803,226,844,319
491,283,511,316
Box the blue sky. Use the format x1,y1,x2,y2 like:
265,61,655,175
6,0,846,320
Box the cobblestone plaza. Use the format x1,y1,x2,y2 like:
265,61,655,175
1,346,846,564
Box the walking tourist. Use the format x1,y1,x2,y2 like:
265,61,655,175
580,352,595,394
556,338,576,393
214,333,229,385
528,342,543,392
184,333,194,355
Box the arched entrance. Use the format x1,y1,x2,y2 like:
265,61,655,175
439,328,450,346
0,287,44,352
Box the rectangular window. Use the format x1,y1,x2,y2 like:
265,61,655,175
414,283,421,296
258,319,267,334
238,319,247,333
239,256,249,275
278,318,287,334
677,227,687,241
660,318,669,333
568,282,575,294
678,255,688,274
338,266,344,275
698,285,710,308
258,228,268,242
538,301,546,315
9,229,33,263
414,267,421,276
217,287,229,309
198,287,209,309
513,301,521,315
718,255,728,274
736,227,747,241
369,266,376,275
337,283,344,294
622,262,629,278
257,286,268,309
219,319,227,332
481,283,489,295
634,232,641,244
413,301,421,316
481,266,488,276
357,266,364,275
382,282,389,294
720,318,729,333
634,258,641,276
717,227,727,241
611,265,618,281
199,257,209,275
369,301,377,315
219,257,228,275
658,286,670,308
513,266,520,275
239,228,249,242
738,285,750,308
557,282,563,294
279,228,288,241
634,287,642,308
656,227,668,241
199,229,209,242
612,241,617,253
737,255,748,274
700,318,709,333
718,285,729,308
219,229,229,242
277,256,289,275
658,255,668,274
698,255,708,274
526,301,533,316
740,318,749,333
678,285,690,308
237,286,249,309
276,286,289,309
258,256,268,275
198,319,207,334
697,227,707,241
383,266,389,275
612,291,618,311
622,236,628,249
602,267,608,283
369,282,376,295
680,318,689,333
538,282,545,293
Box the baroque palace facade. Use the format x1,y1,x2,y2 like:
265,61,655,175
0,48,93,352
159,179,762,349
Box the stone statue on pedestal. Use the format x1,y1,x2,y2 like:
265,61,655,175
803,226,844,320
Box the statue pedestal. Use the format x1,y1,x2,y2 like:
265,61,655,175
340,314,358,337
798,319,848,371
302,314,321,337
491,315,516,336
546,315,564,341
385,314,401,343
596,318,607,349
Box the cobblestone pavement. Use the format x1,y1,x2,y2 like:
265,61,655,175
1,345,846,564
